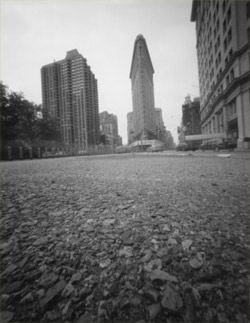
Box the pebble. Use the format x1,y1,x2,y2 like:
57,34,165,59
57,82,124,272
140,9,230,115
79,286,91,298
189,257,203,269
1,155,248,323
161,283,183,311
168,238,178,245
40,280,67,308
0,311,14,323
103,219,115,226
33,237,48,246
148,303,161,320
144,258,162,272
77,312,94,322
99,259,111,268
182,239,193,250
45,309,61,321
2,264,17,276
19,292,34,304
150,269,178,282
62,283,75,298
71,272,82,282
119,247,133,258
62,300,71,316
157,248,168,257
143,288,159,303
130,297,141,306
141,249,153,262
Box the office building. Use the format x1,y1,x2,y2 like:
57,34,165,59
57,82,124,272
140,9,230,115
129,34,157,141
191,0,249,148
99,111,119,147
155,108,165,131
127,111,135,144
182,95,201,135
41,49,100,149
155,108,166,141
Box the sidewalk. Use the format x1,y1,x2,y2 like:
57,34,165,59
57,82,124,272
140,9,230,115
144,150,250,159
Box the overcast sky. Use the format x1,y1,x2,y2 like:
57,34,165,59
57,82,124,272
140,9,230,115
1,0,199,144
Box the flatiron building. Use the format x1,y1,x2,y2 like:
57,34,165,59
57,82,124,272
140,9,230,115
129,34,157,141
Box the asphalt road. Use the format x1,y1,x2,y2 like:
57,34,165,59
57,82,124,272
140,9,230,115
1,153,249,323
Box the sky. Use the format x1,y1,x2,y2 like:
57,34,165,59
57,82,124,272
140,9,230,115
0,0,200,144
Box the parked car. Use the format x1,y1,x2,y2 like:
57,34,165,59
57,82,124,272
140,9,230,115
146,146,164,152
200,139,237,151
176,142,200,151
116,146,131,154
176,143,188,151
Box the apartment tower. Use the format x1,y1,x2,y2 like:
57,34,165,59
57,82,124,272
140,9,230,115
191,0,250,148
41,49,100,149
129,34,157,141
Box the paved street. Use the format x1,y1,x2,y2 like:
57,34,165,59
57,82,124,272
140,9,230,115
1,153,249,323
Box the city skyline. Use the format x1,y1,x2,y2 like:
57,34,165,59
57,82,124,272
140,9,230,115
1,0,199,144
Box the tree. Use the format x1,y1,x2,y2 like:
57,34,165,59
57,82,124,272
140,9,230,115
35,115,61,142
0,82,19,141
0,81,61,148
7,92,40,144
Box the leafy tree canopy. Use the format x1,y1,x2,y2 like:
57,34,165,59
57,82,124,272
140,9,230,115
0,81,61,146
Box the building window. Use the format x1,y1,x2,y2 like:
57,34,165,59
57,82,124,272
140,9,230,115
229,48,233,60
229,100,236,117
230,68,234,81
222,0,226,14
228,28,232,44
216,1,219,12
224,38,228,52
216,20,219,34
227,6,231,23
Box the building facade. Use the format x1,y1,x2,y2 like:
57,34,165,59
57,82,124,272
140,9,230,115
99,111,119,147
191,0,250,148
129,34,157,141
127,111,135,144
155,108,165,132
155,107,166,141
182,95,201,135
41,49,100,150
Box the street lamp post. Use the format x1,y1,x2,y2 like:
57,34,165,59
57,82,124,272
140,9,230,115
74,139,78,156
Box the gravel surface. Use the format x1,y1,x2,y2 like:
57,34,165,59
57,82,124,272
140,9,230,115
1,154,249,323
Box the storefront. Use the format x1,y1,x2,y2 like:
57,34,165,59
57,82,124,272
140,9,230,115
227,118,238,142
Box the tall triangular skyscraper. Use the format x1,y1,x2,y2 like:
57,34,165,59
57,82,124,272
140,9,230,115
129,34,157,141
